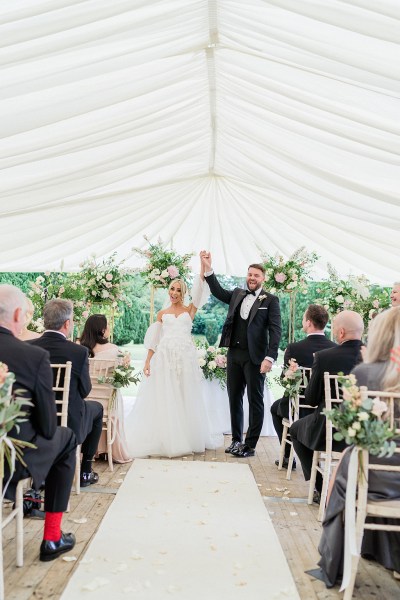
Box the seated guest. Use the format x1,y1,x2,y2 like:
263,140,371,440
18,298,42,341
0,285,77,561
390,281,400,307
318,306,400,586
271,304,336,467
289,310,364,499
31,299,103,487
80,314,132,463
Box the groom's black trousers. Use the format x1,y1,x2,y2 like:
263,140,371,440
227,348,265,448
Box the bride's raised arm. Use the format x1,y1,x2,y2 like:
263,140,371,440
188,256,210,319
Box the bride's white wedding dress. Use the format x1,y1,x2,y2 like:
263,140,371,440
125,311,223,458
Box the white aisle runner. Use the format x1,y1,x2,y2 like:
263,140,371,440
61,460,299,600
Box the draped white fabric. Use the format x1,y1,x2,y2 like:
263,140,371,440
0,0,399,282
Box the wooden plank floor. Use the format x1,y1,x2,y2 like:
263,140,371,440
3,436,400,599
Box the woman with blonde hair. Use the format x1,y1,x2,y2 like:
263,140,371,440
18,298,42,341
125,263,223,458
318,306,400,587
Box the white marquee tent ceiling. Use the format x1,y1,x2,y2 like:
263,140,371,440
0,0,399,283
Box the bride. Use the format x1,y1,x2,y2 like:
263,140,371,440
125,264,223,458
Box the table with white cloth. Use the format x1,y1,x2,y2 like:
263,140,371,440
202,379,277,437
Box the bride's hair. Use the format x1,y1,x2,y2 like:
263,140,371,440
80,314,109,357
168,278,187,304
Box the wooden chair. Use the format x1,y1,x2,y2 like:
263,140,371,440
278,367,313,480
307,372,348,521
343,389,400,600
50,362,80,494
86,358,119,472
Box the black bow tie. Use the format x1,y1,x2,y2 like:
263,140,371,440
245,290,255,296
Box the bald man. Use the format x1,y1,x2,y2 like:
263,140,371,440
0,284,77,561
289,311,364,501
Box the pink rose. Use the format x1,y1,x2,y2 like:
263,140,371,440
215,355,227,368
82,311,89,319
167,265,179,279
275,272,287,284
372,299,380,309
106,274,113,281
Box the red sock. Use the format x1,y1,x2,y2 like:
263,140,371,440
43,512,63,542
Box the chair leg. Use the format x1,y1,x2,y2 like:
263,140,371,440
308,451,319,504
74,445,81,494
318,456,332,522
107,421,113,472
278,422,289,470
286,444,295,481
15,479,26,567
343,552,361,599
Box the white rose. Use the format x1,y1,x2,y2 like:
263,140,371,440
208,360,217,370
358,412,369,421
335,295,344,304
347,427,357,438
198,358,206,367
352,421,361,431
161,269,169,278
101,290,110,298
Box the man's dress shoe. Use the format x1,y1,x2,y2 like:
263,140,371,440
225,441,242,454
40,532,76,562
275,457,296,470
80,470,99,487
234,444,255,458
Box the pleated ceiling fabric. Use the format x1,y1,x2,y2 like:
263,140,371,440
0,0,399,283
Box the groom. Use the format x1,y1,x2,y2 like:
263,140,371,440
201,252,281,457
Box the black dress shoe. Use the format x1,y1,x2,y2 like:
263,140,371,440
235,444,255,458
80,470,99,487
40,532,76,562
275,458,296,470
313,490,321,505
225,441,242,454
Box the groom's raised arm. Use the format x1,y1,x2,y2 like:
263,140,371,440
204,272,233,305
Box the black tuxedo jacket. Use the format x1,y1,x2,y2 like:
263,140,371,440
30,332,92,444
205,273,281,364
277,334,337,418
283,335,337,370
0,326,60,486
295,339,363,450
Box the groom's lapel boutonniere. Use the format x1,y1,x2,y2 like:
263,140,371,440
258,294,267,302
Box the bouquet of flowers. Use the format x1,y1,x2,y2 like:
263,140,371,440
29,272,89,330
133,236,194,287
277,359,305,399
261,246,319,294
323,374,397,457
355,286,391,326
78,253,131,308
97,353,141,389
0,363,35,480
317,265,391,326
196,342,228,388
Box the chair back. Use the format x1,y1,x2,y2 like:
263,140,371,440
289,366,313,423
341,389,400,599
51,362,72,427
87,358,118,416
323,371,348,453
